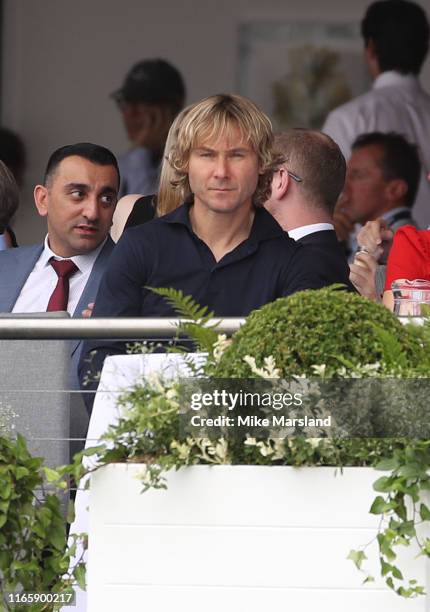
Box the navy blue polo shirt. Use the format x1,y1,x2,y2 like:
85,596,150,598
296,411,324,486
80,203,330,409
92,202,324,318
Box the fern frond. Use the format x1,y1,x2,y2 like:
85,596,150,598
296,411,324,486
148,287,214,323
147,287,219,353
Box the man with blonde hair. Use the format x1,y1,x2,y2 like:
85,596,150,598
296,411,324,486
80,94,327,397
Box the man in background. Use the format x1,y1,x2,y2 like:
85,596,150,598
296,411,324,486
113,58,186,197
323,0,430,228
264,129,351,287
334,132,420,256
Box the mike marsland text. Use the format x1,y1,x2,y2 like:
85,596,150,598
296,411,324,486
189,414,332,428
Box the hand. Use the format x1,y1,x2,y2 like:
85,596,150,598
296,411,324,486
82,302,94,318
349,251,378,301
356,219,393,262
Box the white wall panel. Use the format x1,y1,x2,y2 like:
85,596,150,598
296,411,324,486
2,0,430,243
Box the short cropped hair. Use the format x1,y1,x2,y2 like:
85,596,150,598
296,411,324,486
274,130,346,214
168,93,282,207
0,160,20,231
43,142,120,188
352,131,421,207
361,0,429,74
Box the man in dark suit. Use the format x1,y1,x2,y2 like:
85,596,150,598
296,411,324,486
264,129,352,288
0,142,119,455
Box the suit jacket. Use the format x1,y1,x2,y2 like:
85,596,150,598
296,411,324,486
0,237,115,377
297,230,355,291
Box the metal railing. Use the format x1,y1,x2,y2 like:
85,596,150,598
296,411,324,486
0,317,245,339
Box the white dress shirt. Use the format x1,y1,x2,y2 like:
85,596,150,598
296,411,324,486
12,236,105,315
323,71,430,229
287,223,334,241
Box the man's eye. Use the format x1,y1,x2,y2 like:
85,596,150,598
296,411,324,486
101,195,116,206
200,152,214,158
231,152,245,159
71,190,85,199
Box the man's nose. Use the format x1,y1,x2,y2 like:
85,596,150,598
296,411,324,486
82,196,99,221
214,155,229,178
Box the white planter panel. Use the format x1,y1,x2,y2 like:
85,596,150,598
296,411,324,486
88,464,429,612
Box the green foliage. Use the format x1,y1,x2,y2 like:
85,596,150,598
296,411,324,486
350,440,430,597
0,434,81,611
214,287,425,377
148,287,219,354
23,287,430,602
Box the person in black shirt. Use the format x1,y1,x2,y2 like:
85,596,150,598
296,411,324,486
79,94,330,406
265,129,353,289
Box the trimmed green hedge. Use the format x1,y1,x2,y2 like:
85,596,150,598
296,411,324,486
215,287,425,377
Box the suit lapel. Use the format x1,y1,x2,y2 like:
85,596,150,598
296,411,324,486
0,245,44,312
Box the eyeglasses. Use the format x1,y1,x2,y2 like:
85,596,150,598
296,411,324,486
275,168,303,183
287,170,302,183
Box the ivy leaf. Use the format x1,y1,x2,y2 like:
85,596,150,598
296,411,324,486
43,466,61,482
74,563,86,590
67,500,76,524
374,458,399,471
347,549,367,569
0,480,12,500
49,525,66,551
381,558,398,576
392,566,404,580
370,496,389,514
373,476,392,492
386,576,395,590
15,466,29,480
420,503,430,521
420,538,430,556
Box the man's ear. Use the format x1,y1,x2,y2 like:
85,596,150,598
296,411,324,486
386,178,408,204
272,167,290,200
34,185,49,217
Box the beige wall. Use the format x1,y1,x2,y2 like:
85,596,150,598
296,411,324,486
2,0,430,244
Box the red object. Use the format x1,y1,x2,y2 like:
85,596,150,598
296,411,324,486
385,226,430,291
46,259,78,311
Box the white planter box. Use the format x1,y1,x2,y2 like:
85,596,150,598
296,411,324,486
87,464,428,612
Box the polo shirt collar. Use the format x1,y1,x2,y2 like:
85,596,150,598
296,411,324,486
162,201,285,245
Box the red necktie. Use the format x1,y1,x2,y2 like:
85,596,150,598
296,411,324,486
46,259,78,312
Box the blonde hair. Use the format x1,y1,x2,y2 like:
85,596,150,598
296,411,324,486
160,93,281,209
156,106,191,216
